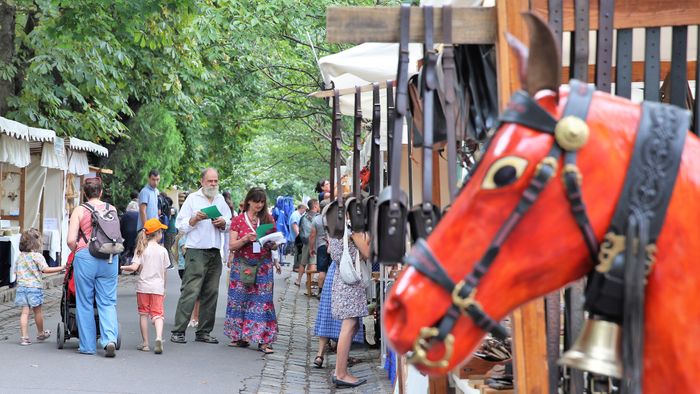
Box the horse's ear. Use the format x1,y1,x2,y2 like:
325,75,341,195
521,12,561,98
505,32,530,93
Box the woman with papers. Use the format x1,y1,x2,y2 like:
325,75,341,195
224,187,280,354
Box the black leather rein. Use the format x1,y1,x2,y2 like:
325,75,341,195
405,80,600,368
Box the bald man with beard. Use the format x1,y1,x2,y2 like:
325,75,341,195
171,168,232,344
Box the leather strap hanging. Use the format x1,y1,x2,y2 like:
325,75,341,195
569,0,589,81
615,29,633,99
322,89,346,239
347,86,365,232
595,0,614,92
669,26,689,108
386,79,395,185
408,5,441,243
371,83,382,195
374,3,410,265
442,4,458,204
329,91,338,200
643,27,661,102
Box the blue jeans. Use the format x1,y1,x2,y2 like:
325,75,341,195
73,248,119,354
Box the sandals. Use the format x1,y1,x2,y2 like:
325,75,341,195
313,355,324,368
137,344,151,351
20,337,31,346
195,335,219,344
36,330,51,341
258,344,274,354
228,340,250,348
170,332,187,344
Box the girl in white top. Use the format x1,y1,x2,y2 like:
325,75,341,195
121,218,170,354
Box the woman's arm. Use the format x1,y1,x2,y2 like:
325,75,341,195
351,232,370,260
67,206,83,251
229,230,256,251
120,261,141,272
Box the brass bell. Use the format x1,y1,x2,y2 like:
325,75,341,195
558,319,623,378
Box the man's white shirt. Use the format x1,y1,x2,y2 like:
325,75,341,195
176,188,232,249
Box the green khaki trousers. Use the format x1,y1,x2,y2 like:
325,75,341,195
172,248,222,335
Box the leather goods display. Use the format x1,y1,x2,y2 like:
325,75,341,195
346,86,366,232
441,4,458,205
373,3,410,265
407,5,441,244
386,79,395,185
322,90,346,239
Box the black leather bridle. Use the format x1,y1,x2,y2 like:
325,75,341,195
405,80,600,368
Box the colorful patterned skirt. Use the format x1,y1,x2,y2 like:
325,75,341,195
313,261,364,343
223,257,278,344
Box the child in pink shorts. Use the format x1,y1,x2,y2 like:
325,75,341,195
121,218,170,354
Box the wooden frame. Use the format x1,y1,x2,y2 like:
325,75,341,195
531,0,700,30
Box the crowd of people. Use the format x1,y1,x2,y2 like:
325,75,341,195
13,170,372,388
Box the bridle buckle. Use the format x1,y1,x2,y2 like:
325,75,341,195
407,327,455,369
451,280,482,315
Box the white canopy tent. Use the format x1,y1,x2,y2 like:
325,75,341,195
0,119,109,282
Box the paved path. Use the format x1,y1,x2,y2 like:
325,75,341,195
0,259,393,393
0,267,286,393
248,271,393,394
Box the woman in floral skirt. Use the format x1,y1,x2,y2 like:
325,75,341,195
224,187,280,354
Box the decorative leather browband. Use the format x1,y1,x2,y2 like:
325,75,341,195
585,100,689,320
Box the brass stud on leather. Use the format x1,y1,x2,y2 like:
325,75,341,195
555,116,590,151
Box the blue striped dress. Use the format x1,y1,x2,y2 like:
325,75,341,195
313,261,364,343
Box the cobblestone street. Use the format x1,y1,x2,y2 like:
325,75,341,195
244,270,393,394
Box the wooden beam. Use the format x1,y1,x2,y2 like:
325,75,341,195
89,165,114,175
309,80,395,98
326,6,497,44
531,0,700,31
562,61,698,84
19,167,25,231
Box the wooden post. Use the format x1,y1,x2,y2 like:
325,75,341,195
496,0,551,393
19,167,25,231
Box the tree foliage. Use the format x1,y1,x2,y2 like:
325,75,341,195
0,0,391,208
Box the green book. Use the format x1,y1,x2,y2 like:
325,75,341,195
200,205,223,219
256,223,274,239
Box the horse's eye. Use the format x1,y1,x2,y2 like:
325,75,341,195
482,156,528,190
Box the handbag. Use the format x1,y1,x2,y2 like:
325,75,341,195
238,257,259,285
339,226,371,288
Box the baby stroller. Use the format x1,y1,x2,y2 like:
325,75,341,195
56,251,121,349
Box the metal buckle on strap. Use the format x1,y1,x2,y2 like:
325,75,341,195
451,280,482,315
563,163,583,185
535,156,559,178
407,327,455,369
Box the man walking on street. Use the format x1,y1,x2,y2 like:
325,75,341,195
138,170,161,231
171,168,231,344
295,199,319,288
288,203,307,274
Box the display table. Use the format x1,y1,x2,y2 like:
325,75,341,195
0,234,21,286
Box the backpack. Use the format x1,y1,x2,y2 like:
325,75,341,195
298,213,315,245
79,203,125,260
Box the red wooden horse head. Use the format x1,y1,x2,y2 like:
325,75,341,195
383,13,700,390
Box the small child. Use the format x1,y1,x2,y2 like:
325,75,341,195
121,218,170,354
15,228,65,346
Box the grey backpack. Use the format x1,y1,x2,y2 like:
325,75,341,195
79,203,125,260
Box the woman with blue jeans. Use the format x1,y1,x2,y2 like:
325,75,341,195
67,177,119,357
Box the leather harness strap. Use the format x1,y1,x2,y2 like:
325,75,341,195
371,83,381,195
386,79,395,186
391,4,410,203
595,0,614,92
547,0,563,56
643,28,661,102
333,89,344,215
330,90,340,200
570,0,589,81
615,29,633,99
442,5,458,203
421,5,437,206
353,86,362,199
669,26,689,109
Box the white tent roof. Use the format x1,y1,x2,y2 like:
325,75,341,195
318,43,423,125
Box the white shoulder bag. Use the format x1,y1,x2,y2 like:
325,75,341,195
339,225,371,288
